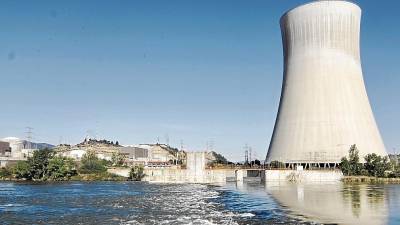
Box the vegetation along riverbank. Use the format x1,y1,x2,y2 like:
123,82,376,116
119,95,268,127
0,149,144,182
340,144,400,183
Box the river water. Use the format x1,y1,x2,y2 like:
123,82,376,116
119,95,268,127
0,181,399,224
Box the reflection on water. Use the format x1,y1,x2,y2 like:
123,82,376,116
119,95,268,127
264,181,400,225
0,181,306,225
0,181,399,224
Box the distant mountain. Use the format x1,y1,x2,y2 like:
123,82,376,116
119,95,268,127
20,140,54,150
33,142,55,150
1,137,54,150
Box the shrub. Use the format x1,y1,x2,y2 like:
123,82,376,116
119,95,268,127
393,164,400,178
364,153,391,177
47,156,77,181
27,148,53,180
0,167,13,178
13,161,31,179
111,152,125,166
340,157,351,176
78,151,107,174
129,165,145,181
270,160,285,169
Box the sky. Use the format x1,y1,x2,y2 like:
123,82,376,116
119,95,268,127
0,0,399,162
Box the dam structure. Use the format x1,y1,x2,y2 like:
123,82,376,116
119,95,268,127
266,0,387,168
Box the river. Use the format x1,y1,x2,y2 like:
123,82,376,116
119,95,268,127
0,181,399,224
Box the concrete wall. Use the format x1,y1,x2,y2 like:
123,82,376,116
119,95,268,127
261,170,343,182
107,168,130,177
107,167,233,184
107,167,343,184
143,168,228,184
186,152,206,171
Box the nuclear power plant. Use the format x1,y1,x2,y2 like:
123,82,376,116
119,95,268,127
266,0,387,167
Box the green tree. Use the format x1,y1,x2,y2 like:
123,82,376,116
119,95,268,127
13,161,31,179
340,157,351,176
0,167,13,179
348,145,362,176
394,164,400,178
364,153,391,177
47,156,77,180
27,148,53,180
341,144,363,176
79,151,107,174
129,165,145,181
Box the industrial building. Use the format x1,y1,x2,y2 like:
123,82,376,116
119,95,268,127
266,1,387,167
54,141,183,167
0,141,11,156
118,146,149,166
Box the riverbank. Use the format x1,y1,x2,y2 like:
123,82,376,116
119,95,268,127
70,172,127,181
342,176,400,184
0,172,127,182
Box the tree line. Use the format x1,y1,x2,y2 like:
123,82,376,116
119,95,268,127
0,149,144,181
341,144,400,178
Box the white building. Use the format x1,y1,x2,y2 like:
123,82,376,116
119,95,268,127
58,148,87,160
1,137,25,158
266,1,387,166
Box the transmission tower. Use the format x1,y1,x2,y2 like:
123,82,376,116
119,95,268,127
249,146,252,167
25,127,34,149
244,144,249,165
208,139,214,152
165,133,169,146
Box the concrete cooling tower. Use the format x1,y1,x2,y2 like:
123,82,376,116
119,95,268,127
266,0,387,166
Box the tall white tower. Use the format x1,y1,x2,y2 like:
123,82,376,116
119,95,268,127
266,1,387,165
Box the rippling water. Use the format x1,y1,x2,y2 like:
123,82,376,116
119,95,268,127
0,181,399,224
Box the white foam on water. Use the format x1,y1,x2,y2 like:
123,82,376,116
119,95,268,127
239,213,255,217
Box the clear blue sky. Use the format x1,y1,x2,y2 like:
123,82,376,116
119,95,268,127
1,0,399,161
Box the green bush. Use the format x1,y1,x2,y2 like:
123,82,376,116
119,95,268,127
393,165,400,178
0,167,13,178
78,151,107,174
11,149,78,181
270,160,285,169
27,148,54,180
47,156,77,181
129,165,145,181
364,153,391,177
13,161,31,179
111,152,125,166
